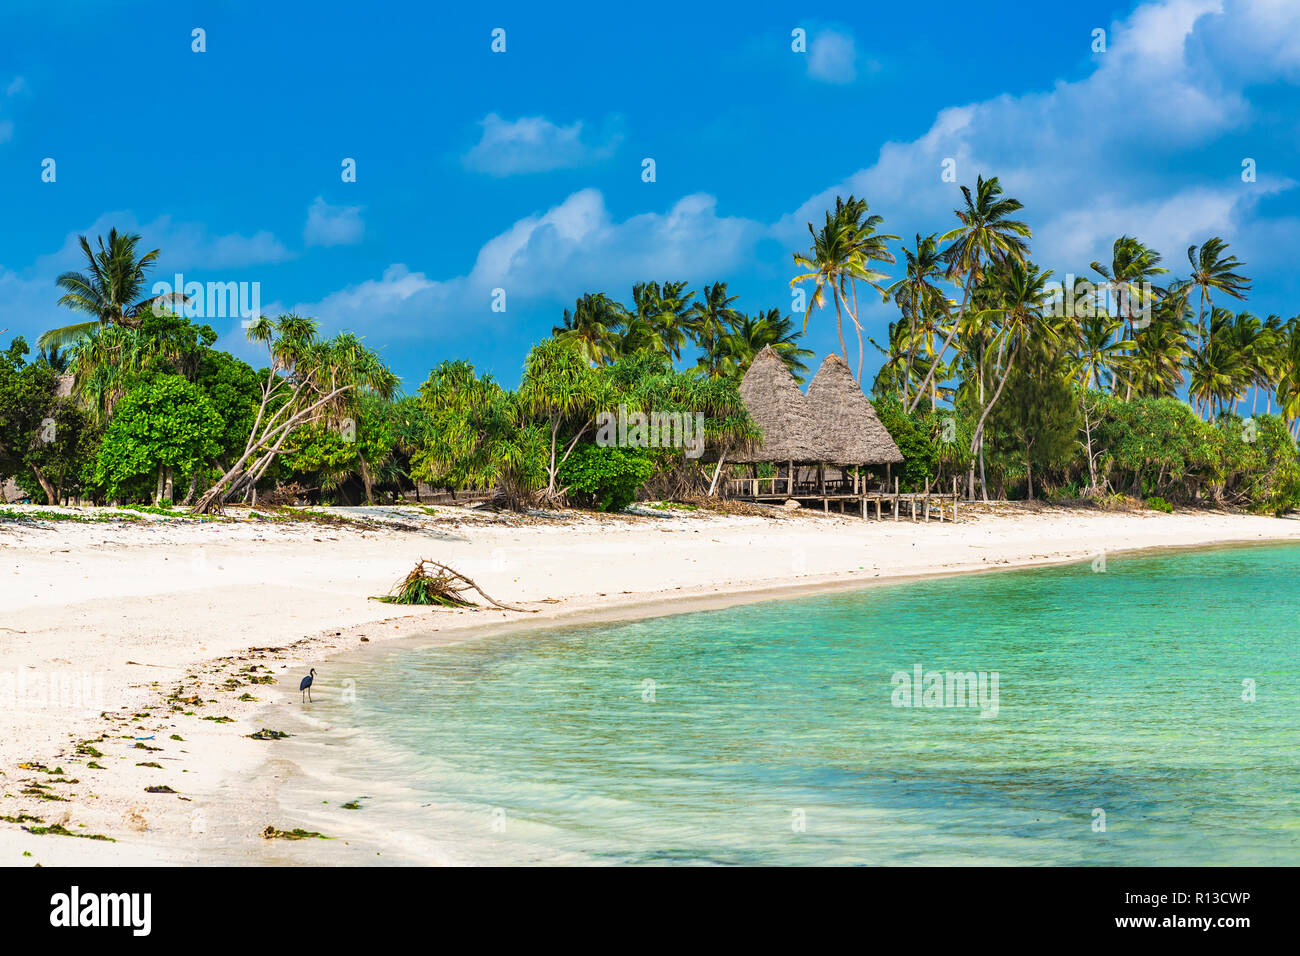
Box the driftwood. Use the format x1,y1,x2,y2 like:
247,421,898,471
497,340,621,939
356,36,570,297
376,559,532,612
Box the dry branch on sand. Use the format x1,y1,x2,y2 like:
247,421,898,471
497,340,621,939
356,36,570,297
373,559,531,611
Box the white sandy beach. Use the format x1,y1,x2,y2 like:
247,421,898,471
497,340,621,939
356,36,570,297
2,501,1298,865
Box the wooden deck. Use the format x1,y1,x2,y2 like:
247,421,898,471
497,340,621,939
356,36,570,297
724,475,961,522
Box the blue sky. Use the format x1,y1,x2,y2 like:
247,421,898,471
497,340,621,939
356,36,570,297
2,0,1298,390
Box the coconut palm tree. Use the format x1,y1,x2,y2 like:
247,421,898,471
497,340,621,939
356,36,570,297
629,281,696,361
834,196,898,382
690,282,743,379
1089,236,1167,397
1067,313,1132,392
966,258,1056,499
40,229,166,349
909,175,1031,415
791,198,880,377
1186,238,1250,353
721,309,814,381
553,293,626,366
885,233,948,406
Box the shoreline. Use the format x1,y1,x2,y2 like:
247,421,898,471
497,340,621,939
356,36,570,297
2,502,1299,865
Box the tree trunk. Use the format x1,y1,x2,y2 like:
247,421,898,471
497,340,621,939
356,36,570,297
707,449,728,497
30,464,57,505
154,464,165,505
164,467,174,503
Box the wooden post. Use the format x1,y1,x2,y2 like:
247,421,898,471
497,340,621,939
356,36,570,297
893,475,899,522
924,479,931,523
789,459,794,496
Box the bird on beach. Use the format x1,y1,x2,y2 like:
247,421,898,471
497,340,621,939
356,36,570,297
299,668,316,703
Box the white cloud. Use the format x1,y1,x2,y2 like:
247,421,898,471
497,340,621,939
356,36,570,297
808,29,857,84
290,188,763,342
303,196,364,247
461,113,622,176
781,0,1300,293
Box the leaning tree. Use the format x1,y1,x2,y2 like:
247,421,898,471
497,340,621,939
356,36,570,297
192,314,398,513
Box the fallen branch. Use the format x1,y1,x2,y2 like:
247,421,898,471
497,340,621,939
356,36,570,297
373,559,532,612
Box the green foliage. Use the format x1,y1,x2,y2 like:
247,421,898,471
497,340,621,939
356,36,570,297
873,397,939,491
559,444,654,512
984,342,1081,498
93,374,222,500
1145,495,1173,512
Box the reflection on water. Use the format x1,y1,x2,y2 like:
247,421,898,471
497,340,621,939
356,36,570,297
289,544,1300,865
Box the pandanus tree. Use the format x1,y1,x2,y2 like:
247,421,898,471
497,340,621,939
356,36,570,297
192,314,398,513
519,336,619,500
40,230,167,350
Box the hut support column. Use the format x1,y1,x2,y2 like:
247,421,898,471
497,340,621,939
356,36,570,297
893,475,899,522
788,460,794,496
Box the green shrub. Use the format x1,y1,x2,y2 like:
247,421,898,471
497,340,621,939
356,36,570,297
1144,495,1173,513
559,444,653,512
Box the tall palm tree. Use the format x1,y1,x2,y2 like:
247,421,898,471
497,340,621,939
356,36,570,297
834,196,898,382
1274,317,1300,437
553,292,626,366
967,258,1056,500
909,175,1031,414
40,229,165,349
1186,237,1250,353
885,233,948,406
1089,236,1167,397
690,282,743,378
791,198,876,377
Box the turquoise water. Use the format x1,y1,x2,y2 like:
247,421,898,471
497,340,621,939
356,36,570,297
305,544,1300,865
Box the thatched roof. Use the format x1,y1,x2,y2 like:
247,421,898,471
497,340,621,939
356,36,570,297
805,354,903,465
730,346,819,463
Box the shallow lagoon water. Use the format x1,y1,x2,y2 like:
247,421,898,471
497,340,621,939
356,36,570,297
297,544,1300,865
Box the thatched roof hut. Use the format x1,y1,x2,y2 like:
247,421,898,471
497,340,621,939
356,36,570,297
805,354,903,465
730,346,819,463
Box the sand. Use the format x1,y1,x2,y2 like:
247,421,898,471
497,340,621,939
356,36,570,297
1,500,1297,865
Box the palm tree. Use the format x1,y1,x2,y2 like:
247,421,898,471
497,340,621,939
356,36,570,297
1188,320,1247,422
553,293,626,366
1067,313,1132,392
967,258,1056,500
885,233,948,406
1089,236,1167,397
707,308,812,381
690,282,743,378
909,175,1031,415
629,281,696,361
834,196,898,382
1129,308,1192,399
1186,238,1250,353
1274,317,1300,437
40,229,165,349
791,199,866,375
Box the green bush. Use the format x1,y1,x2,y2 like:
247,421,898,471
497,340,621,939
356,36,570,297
559,444,653,512
874,398,940,492
1144,495,1173,513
